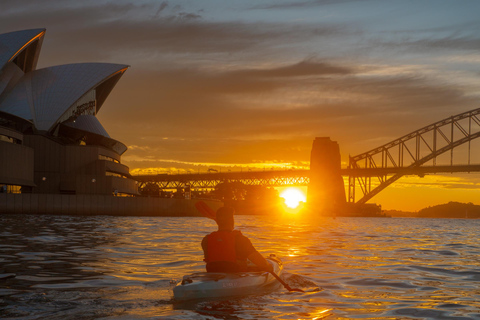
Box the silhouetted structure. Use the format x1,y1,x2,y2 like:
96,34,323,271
307,137,346,214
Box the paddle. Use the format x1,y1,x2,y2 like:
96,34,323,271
195,200,216,220
269,271,305,293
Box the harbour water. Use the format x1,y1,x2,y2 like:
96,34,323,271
1,214,479,319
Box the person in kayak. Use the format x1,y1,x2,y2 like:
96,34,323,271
202,206,274,273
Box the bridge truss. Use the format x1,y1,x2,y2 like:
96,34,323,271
348,108,480,204
135,170,310,191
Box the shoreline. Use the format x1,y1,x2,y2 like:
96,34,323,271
0,194,222,217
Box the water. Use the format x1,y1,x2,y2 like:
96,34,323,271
1,214,479,319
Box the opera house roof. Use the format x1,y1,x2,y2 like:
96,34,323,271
0,28,128,154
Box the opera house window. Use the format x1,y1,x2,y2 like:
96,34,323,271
0,184,21,193
106,172,127,179
99,154,120,163
0,134,20,144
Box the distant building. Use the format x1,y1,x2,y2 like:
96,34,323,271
0,28,138,197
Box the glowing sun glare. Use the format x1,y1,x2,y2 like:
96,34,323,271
280,188,306,209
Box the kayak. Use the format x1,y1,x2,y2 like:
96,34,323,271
173,254,283,301
174,254,283,301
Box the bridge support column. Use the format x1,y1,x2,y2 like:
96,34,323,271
307,137,346,215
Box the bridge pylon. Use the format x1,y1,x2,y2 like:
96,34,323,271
307,137,346,214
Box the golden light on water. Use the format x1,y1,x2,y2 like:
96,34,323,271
280,187,306,210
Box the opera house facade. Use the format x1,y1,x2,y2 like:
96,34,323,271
0,29,216,215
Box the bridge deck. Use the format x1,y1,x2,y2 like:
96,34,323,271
134,164,480,188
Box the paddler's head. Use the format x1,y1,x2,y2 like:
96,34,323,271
215,206,235,231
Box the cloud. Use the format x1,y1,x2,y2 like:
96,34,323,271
393,175,480,190
413,36,480,52
120,137,315,165
372,34,480,54
97,54,479,168
154,1,169,16
251,0,367,10
226,59,352,79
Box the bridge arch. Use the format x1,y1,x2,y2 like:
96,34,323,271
348,108,480,204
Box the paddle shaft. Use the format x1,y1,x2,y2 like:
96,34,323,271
269,271,304,293
195,200,216,220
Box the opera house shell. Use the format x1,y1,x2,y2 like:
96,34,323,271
0,28,144,214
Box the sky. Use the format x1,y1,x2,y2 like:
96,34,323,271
2,0,480,211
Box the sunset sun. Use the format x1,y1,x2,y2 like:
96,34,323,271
280,187,307,209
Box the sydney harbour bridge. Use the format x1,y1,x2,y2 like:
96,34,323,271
134,108,480,209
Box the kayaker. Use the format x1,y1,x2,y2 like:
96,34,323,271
201,206,274,273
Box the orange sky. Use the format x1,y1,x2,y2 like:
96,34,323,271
3,0,480,211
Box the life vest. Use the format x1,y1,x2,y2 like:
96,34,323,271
205,230,239,263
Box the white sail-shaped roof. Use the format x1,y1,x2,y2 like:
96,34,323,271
0,63,128,131
0,28,129,156
0,28,45,71
60,114,128,155
65,114,111,137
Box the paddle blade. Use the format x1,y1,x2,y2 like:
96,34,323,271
195,201,216,220
269,271,305,293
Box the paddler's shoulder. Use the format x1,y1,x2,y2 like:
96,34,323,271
232,229,245,237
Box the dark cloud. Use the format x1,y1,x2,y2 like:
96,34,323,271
410,36,480,52
369,32,480,53
227,60,352,78
154,1,169,16
251,0,368,10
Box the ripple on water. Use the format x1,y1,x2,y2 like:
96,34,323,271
389,307,473,320
0,214,479,319
434,250,459,256
345,278,417,289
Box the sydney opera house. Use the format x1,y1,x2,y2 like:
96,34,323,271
0,29,215,215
